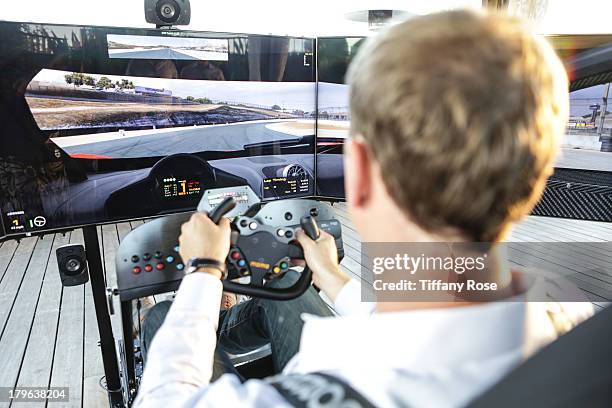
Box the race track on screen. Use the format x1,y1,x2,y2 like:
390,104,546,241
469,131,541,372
52,120,311,159
108,47,226,61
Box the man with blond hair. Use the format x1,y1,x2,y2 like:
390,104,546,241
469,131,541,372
135,10,589,408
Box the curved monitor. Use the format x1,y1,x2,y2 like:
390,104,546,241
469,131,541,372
0,22,316,238
315,37,365,199
315,35,612,223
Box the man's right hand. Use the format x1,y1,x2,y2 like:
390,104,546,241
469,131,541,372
295,229,350,302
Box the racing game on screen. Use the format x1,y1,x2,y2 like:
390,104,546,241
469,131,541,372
316,37,365,199
0,22,316,236
316,35,612,223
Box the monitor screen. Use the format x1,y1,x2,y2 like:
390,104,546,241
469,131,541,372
0,22,316,237
531,35,612,222
316,35,612,222
315,37,365,199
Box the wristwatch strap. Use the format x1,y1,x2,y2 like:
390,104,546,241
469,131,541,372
185,258,227,279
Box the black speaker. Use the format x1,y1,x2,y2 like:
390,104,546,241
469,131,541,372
145,0,191,26
56,244,89,287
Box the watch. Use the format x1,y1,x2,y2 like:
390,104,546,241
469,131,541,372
185,258,227,279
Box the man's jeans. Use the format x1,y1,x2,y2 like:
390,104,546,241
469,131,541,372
141,270,334,380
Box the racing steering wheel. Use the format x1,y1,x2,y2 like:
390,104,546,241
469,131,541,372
115,187,343,302
209,196,323,300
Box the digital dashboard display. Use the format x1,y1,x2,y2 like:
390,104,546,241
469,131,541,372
263,176,310,198
161,177,202,199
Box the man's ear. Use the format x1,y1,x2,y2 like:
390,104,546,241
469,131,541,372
344,138,371,208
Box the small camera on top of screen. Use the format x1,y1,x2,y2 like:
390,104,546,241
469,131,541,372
145,0,191,26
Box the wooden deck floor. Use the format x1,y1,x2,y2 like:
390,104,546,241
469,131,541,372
556,148,612,172
331,203,612,311
0,206,610,407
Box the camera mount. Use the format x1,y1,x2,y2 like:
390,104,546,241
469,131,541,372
144,0,191,28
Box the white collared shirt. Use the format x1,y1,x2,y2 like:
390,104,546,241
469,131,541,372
134,275,590,408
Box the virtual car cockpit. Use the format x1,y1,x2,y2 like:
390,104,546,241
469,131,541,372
0,21,322,238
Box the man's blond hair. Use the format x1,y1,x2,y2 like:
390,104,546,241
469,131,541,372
347,10,569,242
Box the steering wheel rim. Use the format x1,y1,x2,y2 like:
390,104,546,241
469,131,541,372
209,196,316,300
222,266,312,300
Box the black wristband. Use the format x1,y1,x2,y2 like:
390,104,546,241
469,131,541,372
186,258,227,279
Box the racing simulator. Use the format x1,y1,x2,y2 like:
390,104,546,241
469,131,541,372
1,3,612,408
0,17,346,406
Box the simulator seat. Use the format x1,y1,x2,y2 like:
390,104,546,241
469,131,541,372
467,305,612,408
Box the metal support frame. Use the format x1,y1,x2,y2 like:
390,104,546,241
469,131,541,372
120,300,137,402
82,226,125,407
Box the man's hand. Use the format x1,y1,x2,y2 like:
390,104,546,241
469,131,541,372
295,229,350,302
179,212,231,278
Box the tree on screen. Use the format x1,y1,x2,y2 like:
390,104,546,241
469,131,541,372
117,79,135,90
83,75,95,86
64,73,85,86
96,76,114,89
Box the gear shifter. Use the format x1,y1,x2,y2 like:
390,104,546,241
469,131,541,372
209,197,237,224
300,216,320,240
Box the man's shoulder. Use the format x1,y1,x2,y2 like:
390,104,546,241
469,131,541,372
524,274,594,354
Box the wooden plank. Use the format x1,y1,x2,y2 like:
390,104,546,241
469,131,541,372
0,238,53,406
514,220,601,242
0,240,19,285
509,242,612,283
556,148,612,172
526,217,612,241
515,218,612,242
97,227,105,286
520,219,612,261
14,233,68,408
116,222,132,242
510,224,612,267
0,238,38,340
0,235,53,408
508,246,612,300
48,231,84,408
333,203,611,302
101,225,120,292
129,220,144,230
